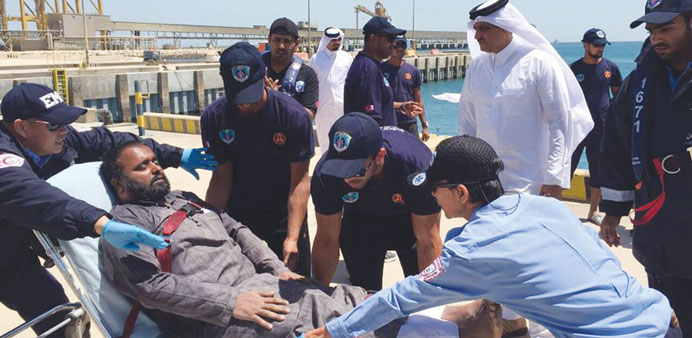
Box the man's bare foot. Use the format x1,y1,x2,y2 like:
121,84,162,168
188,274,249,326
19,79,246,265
441,300,502,338
502,317,528,337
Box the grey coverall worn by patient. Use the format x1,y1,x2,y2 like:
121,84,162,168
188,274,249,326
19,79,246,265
99,191,396,338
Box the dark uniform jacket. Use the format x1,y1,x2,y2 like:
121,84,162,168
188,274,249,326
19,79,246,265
600,42,692,278
0,124,182,274
99,191,380,338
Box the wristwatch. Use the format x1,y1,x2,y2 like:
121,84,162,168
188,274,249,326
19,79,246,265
421,122,429,129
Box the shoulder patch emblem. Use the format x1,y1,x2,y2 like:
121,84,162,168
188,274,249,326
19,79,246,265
333,131,352,153
295,81,305,93
219,129,235,144
392,193,404,204
0,153,25,169
365,105,375,113
417,256,445,282
232,65,250,83
273,132,287,146
342,192,359,203
405,72,413,81
576,74,585,82
604,71,612,79
411,172,427,186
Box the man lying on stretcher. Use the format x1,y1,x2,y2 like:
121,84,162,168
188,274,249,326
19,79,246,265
97,140,503,338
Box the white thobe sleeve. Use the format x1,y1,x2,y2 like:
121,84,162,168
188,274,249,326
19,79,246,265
536,58,570,188
457,75,477,136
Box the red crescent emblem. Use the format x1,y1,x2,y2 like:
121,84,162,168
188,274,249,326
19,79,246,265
604,71,612,79
405,73,412,80
392,193,404,204
273,132,287,146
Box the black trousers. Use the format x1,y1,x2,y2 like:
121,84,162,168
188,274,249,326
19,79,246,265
398,121,419,139
0,251,69,337
649,273,692,336
570,129,602,188
227,208,311,277
340,209,419,291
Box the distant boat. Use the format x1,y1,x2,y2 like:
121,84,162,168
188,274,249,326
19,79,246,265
553,39,559,44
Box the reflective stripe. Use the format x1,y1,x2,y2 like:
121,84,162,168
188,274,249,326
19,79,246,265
601,187,634,202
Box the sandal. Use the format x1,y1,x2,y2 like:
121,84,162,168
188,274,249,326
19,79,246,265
589,214,604,225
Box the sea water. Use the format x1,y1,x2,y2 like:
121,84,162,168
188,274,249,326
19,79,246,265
420,41,642,169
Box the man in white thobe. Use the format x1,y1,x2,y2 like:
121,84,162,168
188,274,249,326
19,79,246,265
458,1,593,198
309,27,353,155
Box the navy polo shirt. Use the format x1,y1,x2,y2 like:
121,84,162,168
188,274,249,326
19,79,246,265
201,90,315,212
311,127,440,217
344,52,396,127
380,61,422,125
570,58,622,129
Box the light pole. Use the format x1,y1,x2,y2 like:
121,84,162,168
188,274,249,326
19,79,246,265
411,0,416,51
307,0,311,56
82,0,90,68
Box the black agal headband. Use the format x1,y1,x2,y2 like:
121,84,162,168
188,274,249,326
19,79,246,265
469,0,509,20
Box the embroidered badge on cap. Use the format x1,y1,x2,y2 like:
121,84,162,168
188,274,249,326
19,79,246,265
417,256,445,282
604,71,612,79
333,131,352,153
576,74,585,82
405,73,413,81
38,91,64,109
232,65,250,83
365,105,375,113
342,192,359,203
392,193,404,204
596,30,605,38
219,129,235,145
411,172,427,186
296,81,305,93
0,153,25,169
273,132,287,146
647,0,662,9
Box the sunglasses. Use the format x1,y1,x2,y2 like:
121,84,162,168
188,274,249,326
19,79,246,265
394,42,407,49
30,120,64,131
352,160,373,178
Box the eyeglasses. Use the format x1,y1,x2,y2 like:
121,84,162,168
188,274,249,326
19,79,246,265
30,120,63,131
430,182,461,193
352,161,373,178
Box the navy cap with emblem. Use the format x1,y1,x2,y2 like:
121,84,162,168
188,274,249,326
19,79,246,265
631,0,692,28
321,112,384,178
362,17,406,37
582,28,611,46
1,83,86,125
219,42,266,105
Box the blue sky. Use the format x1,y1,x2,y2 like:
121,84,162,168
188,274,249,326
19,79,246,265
5,1,650,42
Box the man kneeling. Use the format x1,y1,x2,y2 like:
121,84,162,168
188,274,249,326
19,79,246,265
98,140,406,337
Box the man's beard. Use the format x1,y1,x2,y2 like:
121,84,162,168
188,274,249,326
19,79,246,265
588,51,603,59
126,176,171,203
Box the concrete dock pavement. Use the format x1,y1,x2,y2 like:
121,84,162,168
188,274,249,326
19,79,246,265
0,124,645,337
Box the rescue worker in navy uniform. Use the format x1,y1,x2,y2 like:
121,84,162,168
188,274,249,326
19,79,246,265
202,42,314,276
263,17,319,119
310,113,442,291
0,83,216,337
344,17,418,127
380,35,429,141
600,0,692,333
569,28,622,224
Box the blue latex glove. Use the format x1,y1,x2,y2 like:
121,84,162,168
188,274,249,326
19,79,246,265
180,147,218,180
102,220,169,251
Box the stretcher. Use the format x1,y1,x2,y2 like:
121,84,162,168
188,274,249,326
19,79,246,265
4,161,458,338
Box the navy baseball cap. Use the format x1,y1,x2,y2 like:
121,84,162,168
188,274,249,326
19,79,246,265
582,28,611,46
1,83,85,125
321,112,384,178
630,0,692,28
363,17,406,37
270,18,299,39
219,42,266,105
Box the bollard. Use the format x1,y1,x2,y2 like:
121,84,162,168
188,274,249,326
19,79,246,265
134,81,145,136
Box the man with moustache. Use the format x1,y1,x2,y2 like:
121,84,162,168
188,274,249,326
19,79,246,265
0,83,216,337
310,113,442,291
263,17,319,119
569,28,622,225
343,17,417,127
309,27,353,154
600,0,692,332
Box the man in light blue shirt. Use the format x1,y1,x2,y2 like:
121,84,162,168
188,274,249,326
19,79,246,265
306,135,680,338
